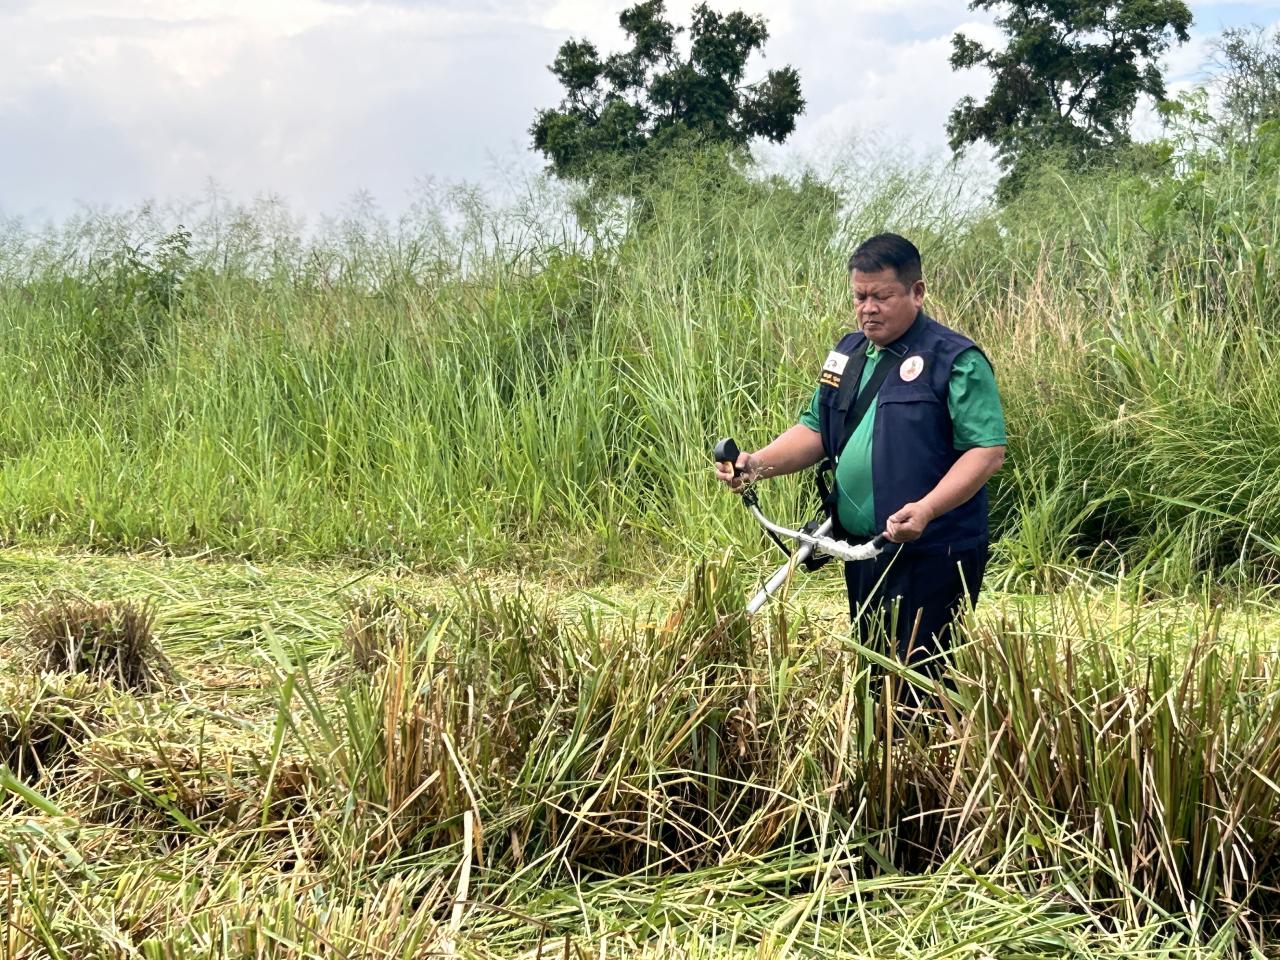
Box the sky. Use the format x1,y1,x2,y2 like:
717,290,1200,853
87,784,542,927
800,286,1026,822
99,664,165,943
3,0,1280,224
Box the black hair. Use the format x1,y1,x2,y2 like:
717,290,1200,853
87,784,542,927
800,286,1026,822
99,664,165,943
847,233,922,288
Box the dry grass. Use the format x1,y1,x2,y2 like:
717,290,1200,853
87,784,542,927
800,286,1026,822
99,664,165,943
19,595,170,693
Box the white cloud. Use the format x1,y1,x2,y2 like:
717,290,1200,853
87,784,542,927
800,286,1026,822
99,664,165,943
0,0,568,219
1,0,1278,221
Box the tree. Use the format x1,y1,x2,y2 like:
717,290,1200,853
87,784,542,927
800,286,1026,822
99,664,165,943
530,1,804,188
947,0,1192,195
1211,25,1280,144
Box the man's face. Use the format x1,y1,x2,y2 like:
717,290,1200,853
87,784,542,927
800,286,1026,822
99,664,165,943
851,267,924,346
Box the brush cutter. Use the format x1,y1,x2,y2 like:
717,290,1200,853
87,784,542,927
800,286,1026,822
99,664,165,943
715,437,889,614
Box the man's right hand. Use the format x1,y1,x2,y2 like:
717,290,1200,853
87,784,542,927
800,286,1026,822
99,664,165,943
715,425,823,492
714,451,761,493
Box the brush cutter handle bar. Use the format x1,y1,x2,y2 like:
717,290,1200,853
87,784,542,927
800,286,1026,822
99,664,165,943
746,520,889,614
714,435,886,563
715,436,785,553
714,437,744,475
745,504,888,562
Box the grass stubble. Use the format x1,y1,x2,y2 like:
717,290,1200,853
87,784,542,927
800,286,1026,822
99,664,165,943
0,548,1277,959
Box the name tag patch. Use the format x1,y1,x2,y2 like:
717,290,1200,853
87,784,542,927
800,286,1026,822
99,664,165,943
820,350,849,387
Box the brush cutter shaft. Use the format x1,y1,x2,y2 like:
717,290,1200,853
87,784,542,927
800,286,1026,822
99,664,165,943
745,518,888,615
746,518,829,615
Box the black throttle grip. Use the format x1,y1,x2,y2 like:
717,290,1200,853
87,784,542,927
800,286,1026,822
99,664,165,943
714,438,743,475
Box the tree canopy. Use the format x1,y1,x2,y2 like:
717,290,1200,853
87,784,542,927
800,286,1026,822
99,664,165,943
948,0,1192,194
530,1,804,187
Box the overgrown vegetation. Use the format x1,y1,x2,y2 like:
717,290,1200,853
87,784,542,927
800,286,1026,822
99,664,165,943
1,130,1278,590
4,47,1280,953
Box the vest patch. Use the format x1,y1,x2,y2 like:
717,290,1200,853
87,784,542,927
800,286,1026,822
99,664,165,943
820,350,848,387
899,355,924,382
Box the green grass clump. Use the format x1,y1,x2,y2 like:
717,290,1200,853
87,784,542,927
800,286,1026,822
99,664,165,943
341,588,438,671
945,595,1280,943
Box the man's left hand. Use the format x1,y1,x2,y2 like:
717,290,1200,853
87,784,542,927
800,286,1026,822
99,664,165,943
885,501,935,543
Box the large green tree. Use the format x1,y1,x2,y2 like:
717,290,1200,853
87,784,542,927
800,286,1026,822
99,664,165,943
948,0,1192,194
530,1,804,186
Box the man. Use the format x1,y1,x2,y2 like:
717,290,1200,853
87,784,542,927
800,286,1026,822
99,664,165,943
715,233,1006,672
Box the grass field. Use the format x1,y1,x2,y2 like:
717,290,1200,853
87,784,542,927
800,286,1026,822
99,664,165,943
3,138,1280,957
1,145,1278,588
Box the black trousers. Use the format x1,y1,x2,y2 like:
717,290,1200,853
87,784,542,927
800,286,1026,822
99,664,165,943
843,542,988,675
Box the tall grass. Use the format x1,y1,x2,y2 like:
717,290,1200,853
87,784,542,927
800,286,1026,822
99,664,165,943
0,143,1277,586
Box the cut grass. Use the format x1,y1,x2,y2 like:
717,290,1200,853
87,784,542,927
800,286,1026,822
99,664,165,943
2,546,1278,958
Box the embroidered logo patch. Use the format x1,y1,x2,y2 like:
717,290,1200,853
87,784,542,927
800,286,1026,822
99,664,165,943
820,350,848,388
899,355,924,382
